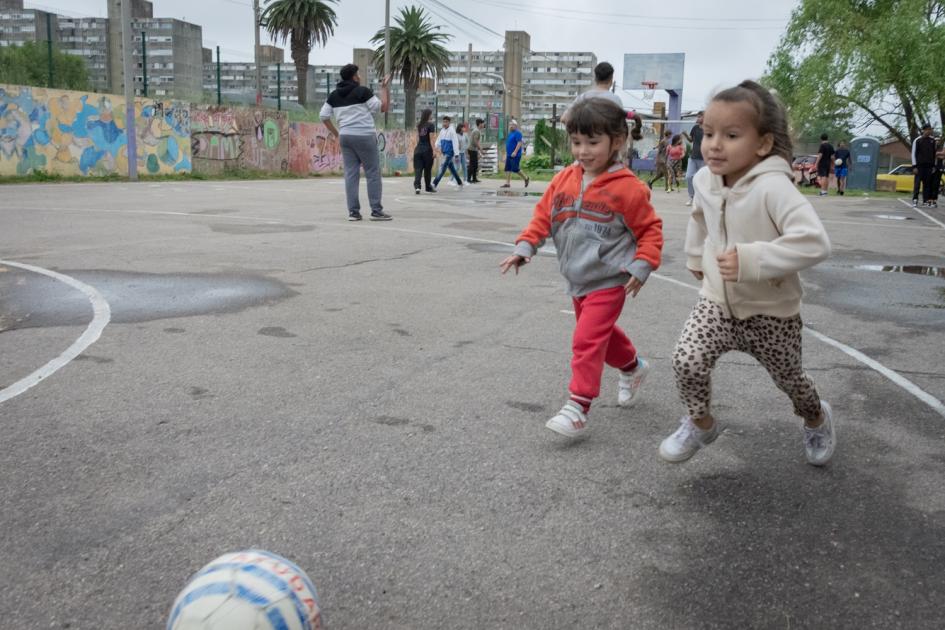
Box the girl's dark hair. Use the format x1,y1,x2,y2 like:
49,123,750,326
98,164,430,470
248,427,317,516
627,112,643,141
671,134,681,144
417,108,432,131
565,99,628,163
712,80,793,163
456,124,464,135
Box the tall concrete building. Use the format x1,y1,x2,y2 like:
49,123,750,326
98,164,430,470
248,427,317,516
435,32,596,135
106,0,151,93
130,17,202,98
0,0,57,48
57,17,111,92
203,48,321,106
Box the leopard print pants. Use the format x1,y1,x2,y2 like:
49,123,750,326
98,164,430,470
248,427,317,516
673,298,822,421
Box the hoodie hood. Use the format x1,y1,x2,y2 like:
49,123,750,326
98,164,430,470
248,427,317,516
334,79,359,97
705,155,794,195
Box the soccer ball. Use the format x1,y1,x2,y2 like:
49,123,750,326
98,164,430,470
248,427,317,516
835,158,843,166
167,550,322,630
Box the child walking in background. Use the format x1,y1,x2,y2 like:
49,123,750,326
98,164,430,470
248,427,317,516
500,99,664,438
667,134,685,192
659,80,835,466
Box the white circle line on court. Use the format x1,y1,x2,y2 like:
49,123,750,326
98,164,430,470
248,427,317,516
897,197,945,229
0,261,111,405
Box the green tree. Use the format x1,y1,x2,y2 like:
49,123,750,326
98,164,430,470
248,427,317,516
765,0,945,149
0,41,89,91
370,6,451,129
532,118,568,159
262,0,338,107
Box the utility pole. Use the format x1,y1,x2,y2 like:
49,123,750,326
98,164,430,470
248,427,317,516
141,30,147,97
384,0,391,126
464,43,472,127
254,0,262,106
120,0,137,180
216,45,221,105
550,103,557,168
45,13,53,87
276,63,281,111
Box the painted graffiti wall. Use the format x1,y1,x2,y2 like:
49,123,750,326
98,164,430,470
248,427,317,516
0,84,414,178
0,84,190,177
191,105,288,174
288,123,417,175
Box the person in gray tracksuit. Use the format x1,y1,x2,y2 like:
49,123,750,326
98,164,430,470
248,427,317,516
320,63,392,221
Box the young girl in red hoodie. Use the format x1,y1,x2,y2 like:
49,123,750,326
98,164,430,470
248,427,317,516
500,99,664,438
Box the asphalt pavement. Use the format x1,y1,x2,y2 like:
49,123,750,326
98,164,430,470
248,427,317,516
1,176,943,629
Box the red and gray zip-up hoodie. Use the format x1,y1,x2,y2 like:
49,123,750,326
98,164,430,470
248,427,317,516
512,163,664,296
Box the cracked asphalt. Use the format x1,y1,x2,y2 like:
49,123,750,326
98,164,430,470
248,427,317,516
1,177,944,629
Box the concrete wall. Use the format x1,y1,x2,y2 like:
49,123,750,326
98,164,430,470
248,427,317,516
0,84,416,177
191,105,288,174
0,84,190,176
288,124,418,175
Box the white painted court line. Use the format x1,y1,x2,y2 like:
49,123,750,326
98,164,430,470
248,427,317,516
898,197,945,229
0,261,111,405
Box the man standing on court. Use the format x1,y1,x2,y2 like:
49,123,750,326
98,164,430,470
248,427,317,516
682,111,704,206
813,133,834,197
320,64,392,221
561,61,623,124
912,123,937,208
468,119,484,183
502,120,529,188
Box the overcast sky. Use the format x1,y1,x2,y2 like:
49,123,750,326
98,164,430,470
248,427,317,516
31,0,799,113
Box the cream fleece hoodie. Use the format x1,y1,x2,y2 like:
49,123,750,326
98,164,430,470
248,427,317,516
686,156,831,319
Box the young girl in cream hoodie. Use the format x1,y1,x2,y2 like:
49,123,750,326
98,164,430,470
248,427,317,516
659,80,836,466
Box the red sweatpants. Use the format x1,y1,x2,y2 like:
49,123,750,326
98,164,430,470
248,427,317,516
569,285,637,405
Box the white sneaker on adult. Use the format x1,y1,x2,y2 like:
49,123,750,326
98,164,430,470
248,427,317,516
685,199,693,206
804,400,836,466
617,358,650,407
545,402,588,439
659,416,719,463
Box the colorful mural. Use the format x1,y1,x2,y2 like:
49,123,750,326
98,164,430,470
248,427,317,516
288,123,417,175
0,84,414,178
0,84,190,177
191,105,288,174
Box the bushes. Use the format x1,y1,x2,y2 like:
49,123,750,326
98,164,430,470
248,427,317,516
521,154,551,171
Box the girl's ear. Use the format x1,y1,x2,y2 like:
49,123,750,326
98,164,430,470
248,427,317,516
757,132,775,157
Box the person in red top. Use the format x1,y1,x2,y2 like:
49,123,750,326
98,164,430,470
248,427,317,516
500,99,664,439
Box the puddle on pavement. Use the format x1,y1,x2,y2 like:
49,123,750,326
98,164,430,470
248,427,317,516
0,269,296,331
210,223,314,234
492,190,543,198
855,265,945,278
873,214,915,221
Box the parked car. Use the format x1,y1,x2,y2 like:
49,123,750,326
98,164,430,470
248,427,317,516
792,154,820,186
875,164,945,192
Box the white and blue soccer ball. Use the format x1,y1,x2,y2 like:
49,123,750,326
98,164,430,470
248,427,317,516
167,549,322,630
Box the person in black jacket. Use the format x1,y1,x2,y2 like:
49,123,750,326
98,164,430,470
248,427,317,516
413,109,436,194
911,123,937,208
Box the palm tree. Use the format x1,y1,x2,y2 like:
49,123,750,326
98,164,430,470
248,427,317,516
370,6,451,129
261,0,338,106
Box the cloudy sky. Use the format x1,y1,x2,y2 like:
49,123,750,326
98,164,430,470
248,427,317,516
31,0,799,112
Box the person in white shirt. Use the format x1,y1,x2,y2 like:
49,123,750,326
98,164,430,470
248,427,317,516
432,116,463,189
320,63,391,221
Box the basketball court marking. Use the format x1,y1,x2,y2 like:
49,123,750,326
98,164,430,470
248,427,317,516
898,198,945,229
553,271,944,419
0,261,111,405
3,208,941,417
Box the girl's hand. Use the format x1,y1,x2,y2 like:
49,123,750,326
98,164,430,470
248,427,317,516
689,269,704,281
717,250,739,281
499,255,530,274
624,275,643,297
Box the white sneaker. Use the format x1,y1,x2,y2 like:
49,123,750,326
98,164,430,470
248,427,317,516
545,402,588,438
685,199,693,206
804,400,836,466
617,358,649,407
659,416,719,463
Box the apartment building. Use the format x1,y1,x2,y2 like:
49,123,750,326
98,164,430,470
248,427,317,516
57,17,110,92
0,0,57,47
202,49,323,105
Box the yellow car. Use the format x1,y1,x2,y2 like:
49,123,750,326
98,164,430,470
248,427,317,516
876,164,945,192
